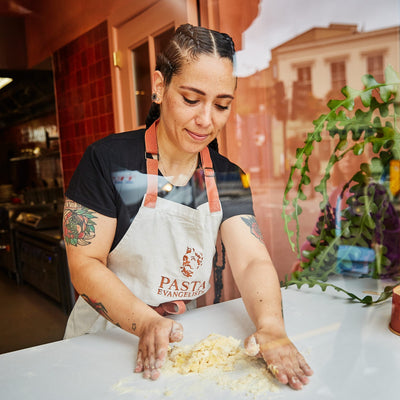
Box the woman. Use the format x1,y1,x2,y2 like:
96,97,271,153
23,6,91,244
63,24,312,389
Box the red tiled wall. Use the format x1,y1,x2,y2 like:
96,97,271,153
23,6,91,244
53,21,114,190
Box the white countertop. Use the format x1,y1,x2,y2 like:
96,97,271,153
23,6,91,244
0,276,398,399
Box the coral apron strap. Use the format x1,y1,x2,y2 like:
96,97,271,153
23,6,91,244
144,121,159,208
200,146,221,213
144,120,220,213
151,300,188,316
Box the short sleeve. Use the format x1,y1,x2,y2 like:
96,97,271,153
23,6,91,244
65,141,117,218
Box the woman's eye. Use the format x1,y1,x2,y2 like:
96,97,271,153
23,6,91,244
183,96,198,105
215,104,229,111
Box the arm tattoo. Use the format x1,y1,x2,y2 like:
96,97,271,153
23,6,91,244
241,216,264,243
63,200,97,246
81,294,121,327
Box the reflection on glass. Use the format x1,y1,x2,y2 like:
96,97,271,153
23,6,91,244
330,61,346,90
132,41,151,126
154,27,175,56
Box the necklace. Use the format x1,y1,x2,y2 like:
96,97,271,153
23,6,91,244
158,153,198,186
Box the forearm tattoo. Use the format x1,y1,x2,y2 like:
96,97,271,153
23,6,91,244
241,216,264,243
63,200,97,246
81,294,121,327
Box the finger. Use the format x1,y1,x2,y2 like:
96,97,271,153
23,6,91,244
148,352,156,380
151,330,170,380
155,347,167,369
150,368,161,380
287,373,304,390
292,357,312,385
295,369,310,386
134,350,143,373
298,357,313,376
244,335,260,357
268,362,288,385
169,321,183,342
141,339,155,380
143,357,151,379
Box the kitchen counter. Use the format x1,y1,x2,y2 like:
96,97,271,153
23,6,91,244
0,277,398,399
13,223,63,245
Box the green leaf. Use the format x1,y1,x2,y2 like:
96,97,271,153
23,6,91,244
361,295,373,304
351,171,366,183
298,190,307,201
342,85,361,99
352,143,365,155
361,74,379,89
378,102,389,117
327,99,343,110
336,139,348,151
365,215,376,229
360,89,373,107
312,114,328,128
384,65,400,85
304,142,314,156
314,182,325,193
302,175,311,185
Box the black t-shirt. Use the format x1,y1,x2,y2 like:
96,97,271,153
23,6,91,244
66,128,254,251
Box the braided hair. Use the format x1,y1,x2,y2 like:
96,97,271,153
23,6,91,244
145,24,236,151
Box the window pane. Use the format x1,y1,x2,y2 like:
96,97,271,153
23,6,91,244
154,27,175,56
330,61,346,90
367,55,384,82
132,41,151,126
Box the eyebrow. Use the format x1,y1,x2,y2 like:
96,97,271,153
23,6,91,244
179,85,234,100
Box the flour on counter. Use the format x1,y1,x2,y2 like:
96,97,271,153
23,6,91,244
112,376,165,397
111,334,280,399
162,333,280,397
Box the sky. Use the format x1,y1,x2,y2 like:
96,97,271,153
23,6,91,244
235,0,400,77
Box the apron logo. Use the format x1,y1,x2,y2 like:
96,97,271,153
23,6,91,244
180,247,203,278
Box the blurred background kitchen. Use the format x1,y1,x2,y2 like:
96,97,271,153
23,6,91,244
0,0,399,353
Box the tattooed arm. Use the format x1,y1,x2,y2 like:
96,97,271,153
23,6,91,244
63,199,183,379
220,215,313,390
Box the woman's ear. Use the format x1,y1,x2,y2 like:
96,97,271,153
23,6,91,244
152,70,165,103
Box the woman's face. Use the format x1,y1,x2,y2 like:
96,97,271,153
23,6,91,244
157,54,236,155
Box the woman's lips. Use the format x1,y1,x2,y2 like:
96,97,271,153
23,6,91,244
186,129,209,141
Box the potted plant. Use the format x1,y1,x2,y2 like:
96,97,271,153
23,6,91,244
281,65,400,304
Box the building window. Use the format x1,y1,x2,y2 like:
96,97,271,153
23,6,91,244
330,61,346,90
367,54,384,82
297,66,312,92
291,66,312,120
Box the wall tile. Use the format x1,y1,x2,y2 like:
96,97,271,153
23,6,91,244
54,21,115,189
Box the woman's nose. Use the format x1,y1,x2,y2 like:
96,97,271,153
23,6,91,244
195,104,212,127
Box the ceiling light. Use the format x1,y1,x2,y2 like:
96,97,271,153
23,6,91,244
0,77,13,90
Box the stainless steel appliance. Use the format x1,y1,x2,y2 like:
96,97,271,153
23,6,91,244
0,203,51,284
0,203,75,314
13,209,75,314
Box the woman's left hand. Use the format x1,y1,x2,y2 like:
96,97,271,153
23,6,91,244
244,330,313,390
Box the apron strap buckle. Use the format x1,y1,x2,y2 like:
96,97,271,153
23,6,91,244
203,167,215,178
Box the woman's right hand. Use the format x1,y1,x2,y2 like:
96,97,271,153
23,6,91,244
134,316,183,380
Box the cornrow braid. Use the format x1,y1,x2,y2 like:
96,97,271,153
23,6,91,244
146,23,236,135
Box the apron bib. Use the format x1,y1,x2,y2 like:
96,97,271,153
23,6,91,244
64,121,222,338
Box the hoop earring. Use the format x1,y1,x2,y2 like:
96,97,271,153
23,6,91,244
151,93,158,102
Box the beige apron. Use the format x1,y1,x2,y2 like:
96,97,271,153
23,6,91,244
64,121,222,338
